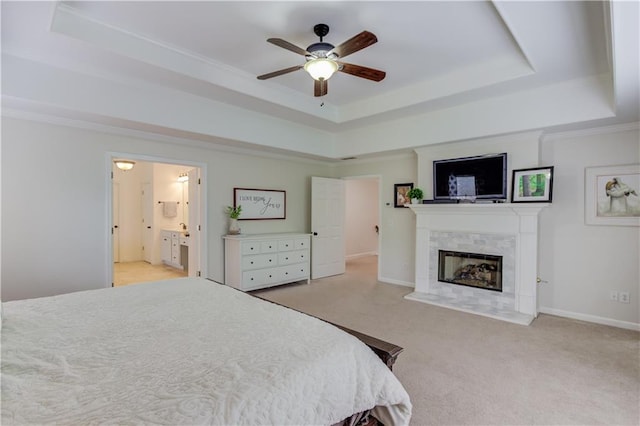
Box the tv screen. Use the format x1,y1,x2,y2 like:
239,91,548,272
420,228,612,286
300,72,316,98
433,153,507,200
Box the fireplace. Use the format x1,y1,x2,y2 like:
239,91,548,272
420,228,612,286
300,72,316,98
438,250,502,292
405,203,549,325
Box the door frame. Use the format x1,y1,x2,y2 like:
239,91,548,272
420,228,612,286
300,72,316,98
106,152,208,287
342,174,382,280
112,182,120,263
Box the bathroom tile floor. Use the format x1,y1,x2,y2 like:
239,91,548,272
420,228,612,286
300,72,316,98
113,261,187,287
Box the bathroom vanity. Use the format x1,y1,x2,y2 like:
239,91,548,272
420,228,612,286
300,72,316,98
161,230,189,270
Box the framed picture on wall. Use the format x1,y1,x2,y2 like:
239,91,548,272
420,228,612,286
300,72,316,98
394,183,413,208
511,166,554,203
234,188,286,220
585,164,640,226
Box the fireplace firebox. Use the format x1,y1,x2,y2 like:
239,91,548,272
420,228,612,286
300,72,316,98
438,250,503,292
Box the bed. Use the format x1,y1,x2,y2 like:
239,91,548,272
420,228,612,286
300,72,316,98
1,277,412,425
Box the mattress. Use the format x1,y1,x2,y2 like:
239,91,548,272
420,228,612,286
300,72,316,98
1,277,411,425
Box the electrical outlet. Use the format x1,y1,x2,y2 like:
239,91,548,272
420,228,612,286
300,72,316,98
619,292,630,304
610,291,619,302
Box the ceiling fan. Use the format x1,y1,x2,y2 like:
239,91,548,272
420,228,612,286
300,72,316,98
257,24,386,97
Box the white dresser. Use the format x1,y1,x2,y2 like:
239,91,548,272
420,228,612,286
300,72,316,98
224,233,311,291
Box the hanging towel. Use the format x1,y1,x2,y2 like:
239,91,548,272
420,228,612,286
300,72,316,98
163,201,178,218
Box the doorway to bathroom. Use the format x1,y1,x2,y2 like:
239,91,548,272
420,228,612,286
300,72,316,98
110,156,205,287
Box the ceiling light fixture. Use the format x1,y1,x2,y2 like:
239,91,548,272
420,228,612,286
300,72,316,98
304,58,338,81
114,160,135,171
177,172,189,182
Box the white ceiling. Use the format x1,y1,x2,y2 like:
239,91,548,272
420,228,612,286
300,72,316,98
2,1,638,160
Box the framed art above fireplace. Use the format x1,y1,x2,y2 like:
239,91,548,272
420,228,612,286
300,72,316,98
511,166,554,203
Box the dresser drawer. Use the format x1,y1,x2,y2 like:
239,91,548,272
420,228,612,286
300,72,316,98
241,241,261,255
280,263,309,281
278,239,294,251
242,254,276,270
294,238,309,250
242,269,277,290
278,249,309,265
260,241,278,253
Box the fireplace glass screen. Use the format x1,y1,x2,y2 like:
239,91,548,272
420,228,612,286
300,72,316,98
438,250,503,292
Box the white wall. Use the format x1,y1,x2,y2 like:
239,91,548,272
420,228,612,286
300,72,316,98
345,178,379,258
538,124,640,329
1,117,329,301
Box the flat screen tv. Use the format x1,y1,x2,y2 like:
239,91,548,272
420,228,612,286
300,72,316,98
433,153,507,201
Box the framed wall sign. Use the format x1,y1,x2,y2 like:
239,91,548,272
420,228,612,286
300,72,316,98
394,183,413,208
585,164,640,226
511,166,554,203
234,188,286,220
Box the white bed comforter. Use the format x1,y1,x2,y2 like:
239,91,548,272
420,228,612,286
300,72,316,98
1,278,411,425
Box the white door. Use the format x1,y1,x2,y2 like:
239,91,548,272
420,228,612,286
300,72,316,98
142,182,153,263
112,182,120,263
311,177,346,279
187,168,200,277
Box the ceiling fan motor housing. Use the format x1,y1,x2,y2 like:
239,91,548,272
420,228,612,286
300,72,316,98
313,23,330,39
306,42,337,60
306,23,338,60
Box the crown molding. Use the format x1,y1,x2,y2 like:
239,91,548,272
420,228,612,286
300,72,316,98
1,108,334,166
541,121,639,142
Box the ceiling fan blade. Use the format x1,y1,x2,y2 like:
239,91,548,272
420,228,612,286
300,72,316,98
257,65,303,80
314,79,328,97
338,62,386,82
330,31,378,59
267,38,310,56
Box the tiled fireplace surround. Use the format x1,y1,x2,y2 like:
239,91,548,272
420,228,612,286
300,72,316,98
405,203,548,325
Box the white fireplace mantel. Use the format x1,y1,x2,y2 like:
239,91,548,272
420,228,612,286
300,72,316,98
406,203,549,325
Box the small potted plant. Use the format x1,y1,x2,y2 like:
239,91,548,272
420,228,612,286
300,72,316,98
225,205,242,234
407,187,424,204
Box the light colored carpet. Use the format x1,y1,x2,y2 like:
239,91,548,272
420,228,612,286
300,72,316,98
255,256,640,425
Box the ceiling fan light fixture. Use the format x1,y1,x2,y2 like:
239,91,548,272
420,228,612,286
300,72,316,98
304,58,338,81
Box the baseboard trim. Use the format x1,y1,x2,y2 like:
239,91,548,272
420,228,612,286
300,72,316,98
346,252,378,260
378,276,414,288
539,306,640,331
